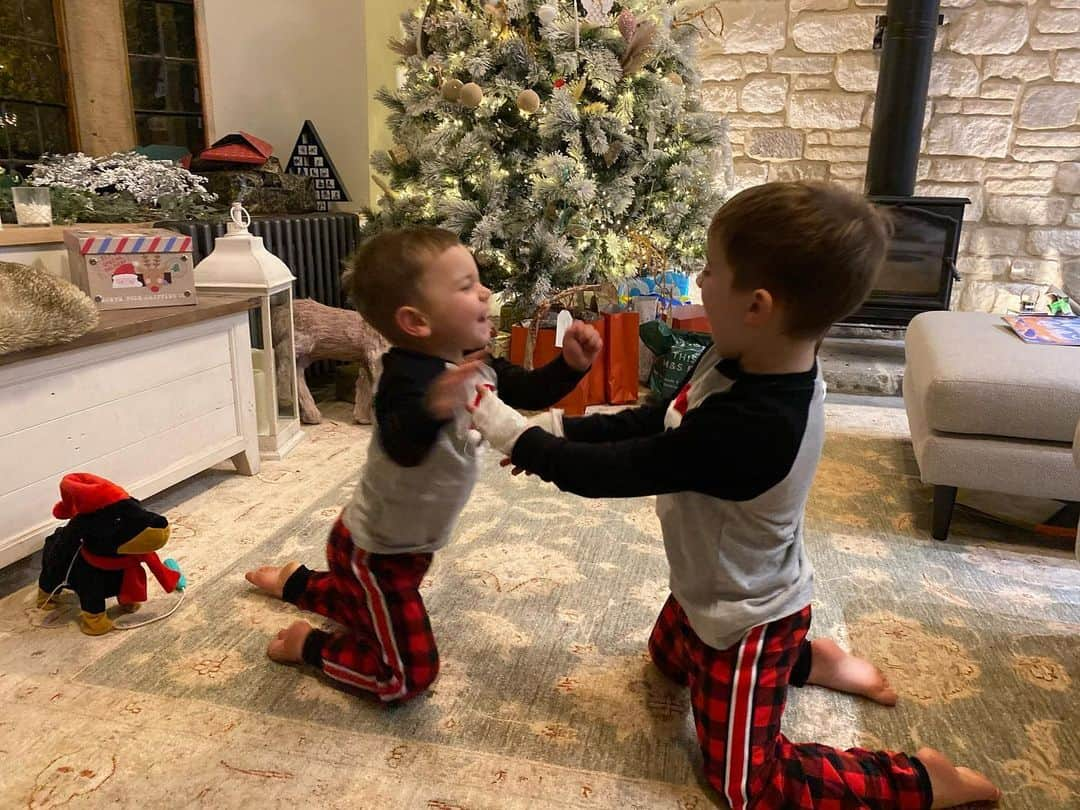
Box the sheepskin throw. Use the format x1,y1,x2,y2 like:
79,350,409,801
0,260,99,356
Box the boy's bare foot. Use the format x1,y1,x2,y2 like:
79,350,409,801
805,638,898,706
244,561,301,599
917,747,1000,808
267,620,313,663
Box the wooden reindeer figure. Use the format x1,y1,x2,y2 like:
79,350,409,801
272,299,388,425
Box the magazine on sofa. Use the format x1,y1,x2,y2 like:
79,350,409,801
1002,314,1080,347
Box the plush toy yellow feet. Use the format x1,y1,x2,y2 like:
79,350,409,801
79,611,114,635
117,602,140,614
36,588,59,610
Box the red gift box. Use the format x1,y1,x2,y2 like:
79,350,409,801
672,315,711,332
668,304,711,334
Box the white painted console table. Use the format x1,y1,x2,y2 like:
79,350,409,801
0,293,262,568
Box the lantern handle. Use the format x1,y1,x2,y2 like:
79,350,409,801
227,201,252,235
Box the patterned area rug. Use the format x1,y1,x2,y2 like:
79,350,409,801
0,401,1077,808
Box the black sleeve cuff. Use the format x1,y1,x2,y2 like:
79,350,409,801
302,628,331,668
561,416,586,441
510,425,550,469
491,355,589,411
281,565,313,605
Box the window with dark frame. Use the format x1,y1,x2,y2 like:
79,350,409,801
0,0,73,173
124,0,205,153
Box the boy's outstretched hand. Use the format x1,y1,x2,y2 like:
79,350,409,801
468,385,528,455
469,385,565,461
561,321,603,372
425,361,485,420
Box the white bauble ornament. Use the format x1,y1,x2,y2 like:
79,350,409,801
537,4,557,24
580,0,614,25
459,82,484,108
517,88,541,113
441,78,464,101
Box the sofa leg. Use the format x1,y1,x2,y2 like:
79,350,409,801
932,485,958,541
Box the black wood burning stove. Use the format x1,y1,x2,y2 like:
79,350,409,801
842,0,967,328
853,195,967,326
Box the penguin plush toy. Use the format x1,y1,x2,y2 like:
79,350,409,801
37,473,182,635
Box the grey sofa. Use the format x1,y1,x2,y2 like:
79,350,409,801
904,311,1080,542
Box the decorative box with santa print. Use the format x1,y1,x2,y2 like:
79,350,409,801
63,228,197,311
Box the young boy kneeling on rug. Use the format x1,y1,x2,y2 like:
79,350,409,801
245,227,602,702
468,182,999,809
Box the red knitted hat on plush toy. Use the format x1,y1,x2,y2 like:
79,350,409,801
53,473,131,519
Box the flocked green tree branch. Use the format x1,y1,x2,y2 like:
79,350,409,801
361,0,732,307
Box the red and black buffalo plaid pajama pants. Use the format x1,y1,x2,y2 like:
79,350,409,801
281,517,438,703
649,595,932,810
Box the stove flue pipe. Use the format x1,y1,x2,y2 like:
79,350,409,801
865,0,942,197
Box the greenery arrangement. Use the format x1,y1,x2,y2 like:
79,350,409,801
0,152,224,225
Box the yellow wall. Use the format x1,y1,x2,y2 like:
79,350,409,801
363,0,417,207
199,0,415,210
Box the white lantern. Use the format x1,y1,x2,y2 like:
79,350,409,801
194,202,304,460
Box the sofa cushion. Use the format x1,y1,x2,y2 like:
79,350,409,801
905,311,1080,444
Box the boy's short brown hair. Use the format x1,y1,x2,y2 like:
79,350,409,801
341,226,461,341
708,181,891,338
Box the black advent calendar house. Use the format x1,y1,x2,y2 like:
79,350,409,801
287,120,351,212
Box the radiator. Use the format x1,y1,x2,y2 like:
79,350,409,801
158,212,361,310
159,212,362,380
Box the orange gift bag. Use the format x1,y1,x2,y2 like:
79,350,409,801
602,311,640,404
508,319,605,416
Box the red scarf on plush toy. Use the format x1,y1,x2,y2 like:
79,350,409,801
79,549,181,604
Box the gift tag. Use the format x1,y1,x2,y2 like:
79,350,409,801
554,310,574,348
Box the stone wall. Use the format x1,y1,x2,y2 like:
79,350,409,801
698,0,1080,312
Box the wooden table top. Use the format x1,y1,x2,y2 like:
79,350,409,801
0,222,155,248
0,292,260,368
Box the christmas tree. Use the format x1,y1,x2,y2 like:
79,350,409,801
363,0,731,307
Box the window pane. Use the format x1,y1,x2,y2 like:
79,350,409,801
128,57,166,110
159,2,196,59
126,1,203,152
135,112,203,152
123,0,160,56
129,57,200,112
125,1,197,58
0,39,65,104
38,103,70,154
21,0,58,42
0,3,22,35
0,0,70,171
174,61,200,110
5,102,42,159
182,112,204,150
0,104,13,160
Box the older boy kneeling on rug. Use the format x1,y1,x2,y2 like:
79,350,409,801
469,182,999,809
245,227,602,702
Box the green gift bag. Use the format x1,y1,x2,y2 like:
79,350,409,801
639,320,713,401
